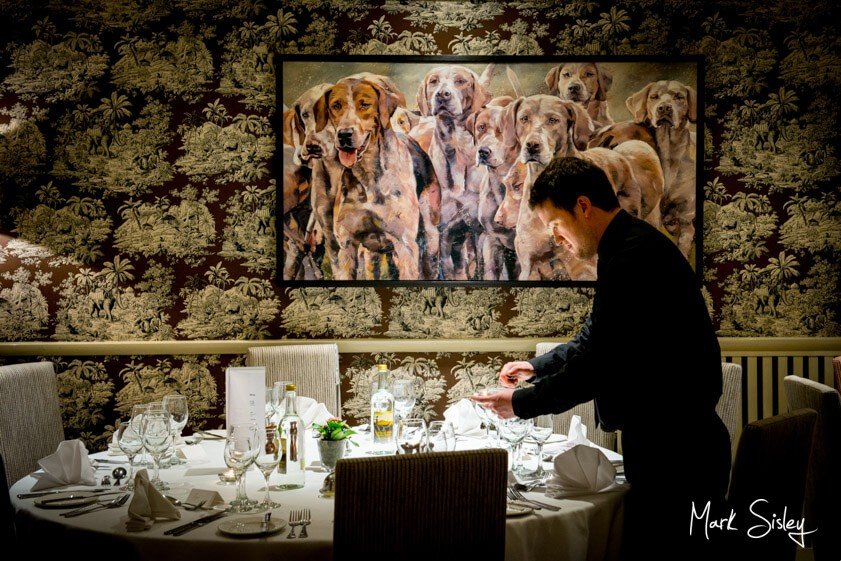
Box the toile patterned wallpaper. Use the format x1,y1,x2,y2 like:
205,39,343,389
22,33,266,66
1,0,839,449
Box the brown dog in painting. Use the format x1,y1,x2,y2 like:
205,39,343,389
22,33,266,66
314,75,441,280
545,62,614,130
417,64,494,280
592,80,697,257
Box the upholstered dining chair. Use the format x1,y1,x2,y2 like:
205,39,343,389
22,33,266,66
727,408,817,561
1,454,14,541
333,449,507,561
535,343,617,450
717,362,743,446
246,343,341,416
783,376,841,561
0,362,65,487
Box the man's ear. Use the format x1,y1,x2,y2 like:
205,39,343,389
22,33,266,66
595,65,613,102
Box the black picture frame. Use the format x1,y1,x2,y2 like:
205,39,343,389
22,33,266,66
277,54,704,287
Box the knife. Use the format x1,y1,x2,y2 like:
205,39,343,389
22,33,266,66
18,488,112,499
164,510,228,536
39,491,122,505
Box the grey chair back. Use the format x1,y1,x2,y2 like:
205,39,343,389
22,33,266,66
783,376,841,561
728,408,817,561
333,449,507,561
247,343,341,415
535,342,617,450
0,362,65,487
717,362,743,446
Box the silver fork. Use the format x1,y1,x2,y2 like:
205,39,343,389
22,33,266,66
508,486,561,511
298,508,311,538
286,509,300,539
61,493,130,517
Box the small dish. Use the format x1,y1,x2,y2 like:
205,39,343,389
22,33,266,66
34,493,102,509
506,504,534,517
217,516,287,537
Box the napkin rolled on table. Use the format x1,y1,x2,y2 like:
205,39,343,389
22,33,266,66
546,444,618,498
30,439,97,491
274,396,334,428
126,469,181,532
443,398,486,437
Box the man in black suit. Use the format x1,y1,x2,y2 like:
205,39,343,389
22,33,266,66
472,157,731,560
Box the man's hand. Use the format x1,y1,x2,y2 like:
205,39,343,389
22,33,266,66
470,388,516,419
498,361,536,388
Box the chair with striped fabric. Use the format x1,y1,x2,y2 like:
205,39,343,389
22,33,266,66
717,362,743,447
333,449,507,561
247,343,341,416
0,362,65,487
783,376,841,561
535,342,617,450
727,408,817,561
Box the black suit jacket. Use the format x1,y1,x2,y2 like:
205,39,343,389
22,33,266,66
512,210,723,434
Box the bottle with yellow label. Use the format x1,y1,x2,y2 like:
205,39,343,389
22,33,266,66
370,364,395,455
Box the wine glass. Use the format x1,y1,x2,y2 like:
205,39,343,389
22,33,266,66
427,421,456,452
116,420,143,490
528,414,554,480
392,376,423,425
141,410,174,490
163,394,189,465
496,416,534,475
265,388,277,426
254,427,281,509
130,404,150,468
472,385,502,447
224,423,260,513
396,418,427,454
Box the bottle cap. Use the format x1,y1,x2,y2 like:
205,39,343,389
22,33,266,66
376,364,388,372
286,383,297,391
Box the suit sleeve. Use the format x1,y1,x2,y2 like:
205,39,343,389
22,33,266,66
527,313,593,381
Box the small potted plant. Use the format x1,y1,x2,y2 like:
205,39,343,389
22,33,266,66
312,418,357,472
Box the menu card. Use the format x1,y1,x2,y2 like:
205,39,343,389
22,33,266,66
225,366,266,430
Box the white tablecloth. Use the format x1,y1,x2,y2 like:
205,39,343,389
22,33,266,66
10,432,627,561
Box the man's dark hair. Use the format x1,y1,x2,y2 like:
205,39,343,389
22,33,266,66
528,157,619,212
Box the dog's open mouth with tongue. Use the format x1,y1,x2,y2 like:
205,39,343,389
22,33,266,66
337,132,371,168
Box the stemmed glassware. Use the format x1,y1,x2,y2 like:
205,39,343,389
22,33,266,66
472,385,502,447
224,422,261,513
116,419,143,490
396,418,427,454
163,394,189,466
496,416,534,475
141,410,174,490
254,427,281,510
392,376,423,425
265,388,278,426
528,414,554,480
130,404,150,468
426,420,456,452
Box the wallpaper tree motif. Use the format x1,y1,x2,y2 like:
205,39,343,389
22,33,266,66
1,0,839,447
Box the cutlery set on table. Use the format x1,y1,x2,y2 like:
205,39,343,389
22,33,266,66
20,487,309,539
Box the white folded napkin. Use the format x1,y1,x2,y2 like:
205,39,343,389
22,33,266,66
546,444,618,498
443,399,485,437
126,469,181,532
30,440,97,491
543,414,594,457
274,396,333,428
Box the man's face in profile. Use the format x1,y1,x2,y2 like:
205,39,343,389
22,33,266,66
534,198,598,260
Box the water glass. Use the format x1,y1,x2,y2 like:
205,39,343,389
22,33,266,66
427,421,456,452
224,423,260,513
472,385,503,447
116,420,143,490
141,411,174,490
497,416,534,474
528,414,554,479
396,418,427,454
163,394,189,465
254,427,281,509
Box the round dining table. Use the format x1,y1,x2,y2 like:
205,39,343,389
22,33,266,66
10,431,627,561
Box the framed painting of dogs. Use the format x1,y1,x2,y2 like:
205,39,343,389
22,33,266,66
279,55,703,286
